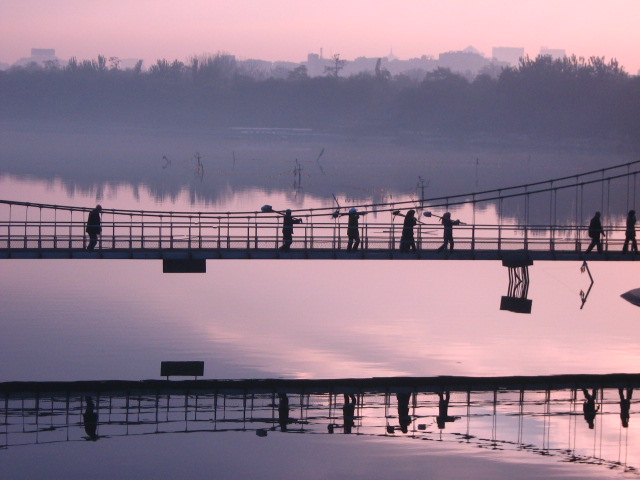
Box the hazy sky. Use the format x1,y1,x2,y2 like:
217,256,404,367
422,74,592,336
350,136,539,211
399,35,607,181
2,0,639,72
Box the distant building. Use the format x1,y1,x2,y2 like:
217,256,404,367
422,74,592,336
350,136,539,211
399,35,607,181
13,48,62,68
304,52,332,77
539,47,566,59
492,47,525,66
438,46,491,76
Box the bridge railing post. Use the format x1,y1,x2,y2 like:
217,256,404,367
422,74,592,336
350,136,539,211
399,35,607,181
471,224,475,253
217,217,221,249
170,213,174,249
129,214,133,249
497,223,502,252
310,211,314,250
574,224,581,252
254,213,258,249
23,205,28,249
246,216,251,250
70,210,74,250
37,206,42,249
364,221,368,251
52,208,57,249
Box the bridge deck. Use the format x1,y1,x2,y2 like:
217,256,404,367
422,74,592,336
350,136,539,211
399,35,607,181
1,247,638,261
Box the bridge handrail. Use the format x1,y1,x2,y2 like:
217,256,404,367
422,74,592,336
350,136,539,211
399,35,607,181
1,159,638,219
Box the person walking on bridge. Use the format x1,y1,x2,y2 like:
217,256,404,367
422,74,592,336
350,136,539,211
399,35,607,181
279,209,302,252
585,211,605,254
437,212,461,253
340,208,367,252
623,210,637,253
85,204,102,251
399,210,417,253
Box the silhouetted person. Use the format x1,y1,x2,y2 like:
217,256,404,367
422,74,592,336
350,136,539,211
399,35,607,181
399,210,417,253
342,208,367,252
278,393,291,431
396,392,412,433
582,388,599,429
83,396,98,440
436,391,459,429
279,209,302,252
619,388,633,428
343,394,357,433
85,204,102,251
623,210,637,253
585,211,605,254
437,212,461,253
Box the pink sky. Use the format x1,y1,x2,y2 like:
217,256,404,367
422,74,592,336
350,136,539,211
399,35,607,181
2,0,639,73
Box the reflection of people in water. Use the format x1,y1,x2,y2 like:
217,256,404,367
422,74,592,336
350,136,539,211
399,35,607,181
397,392,412,433
327,393,358,433
343,393,357,433
278,393,291,431
619,388,633,428
436,391,459,429
328,394,358,434
83,396,99,440
582,389,599,429
399,210,417,253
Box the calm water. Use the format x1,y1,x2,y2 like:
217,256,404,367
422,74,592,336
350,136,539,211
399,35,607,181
2,134,640,479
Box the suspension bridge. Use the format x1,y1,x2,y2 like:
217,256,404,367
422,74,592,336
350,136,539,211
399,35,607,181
2,160,640,265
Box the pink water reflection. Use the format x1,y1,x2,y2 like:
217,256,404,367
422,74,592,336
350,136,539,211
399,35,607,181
1,257,639,382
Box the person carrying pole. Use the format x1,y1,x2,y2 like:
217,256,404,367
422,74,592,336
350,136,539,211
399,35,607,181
85,204,102,251
585,211,605,254
623,210,637,253
339,207,367,252
437,212,461,253
399,209,417,253
280,209,303,252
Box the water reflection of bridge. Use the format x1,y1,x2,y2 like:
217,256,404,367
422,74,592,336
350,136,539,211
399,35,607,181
2,375,638,475
2,161,640,262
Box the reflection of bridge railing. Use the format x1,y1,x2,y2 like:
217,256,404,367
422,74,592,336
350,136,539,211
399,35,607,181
2,160,640,259
2,375,639,475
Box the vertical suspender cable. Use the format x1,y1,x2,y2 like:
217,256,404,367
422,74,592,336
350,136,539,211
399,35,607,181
601,169,605,213
627,164,631,213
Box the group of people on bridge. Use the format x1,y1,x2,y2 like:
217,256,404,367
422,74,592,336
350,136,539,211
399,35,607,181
83,204,638,254
584,209,637,254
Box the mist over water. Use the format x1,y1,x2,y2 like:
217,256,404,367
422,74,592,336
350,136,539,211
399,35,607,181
1,123,636,223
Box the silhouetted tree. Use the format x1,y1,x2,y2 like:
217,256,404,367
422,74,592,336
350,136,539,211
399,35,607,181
325,54,347,77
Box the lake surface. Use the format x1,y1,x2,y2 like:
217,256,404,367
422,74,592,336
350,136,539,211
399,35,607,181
2,131,639,478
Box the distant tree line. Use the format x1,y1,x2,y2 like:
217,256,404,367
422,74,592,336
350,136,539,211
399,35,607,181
1,53,638,146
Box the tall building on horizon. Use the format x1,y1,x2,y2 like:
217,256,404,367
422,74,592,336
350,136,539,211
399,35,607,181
540,47,566,59
492,47,525,66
